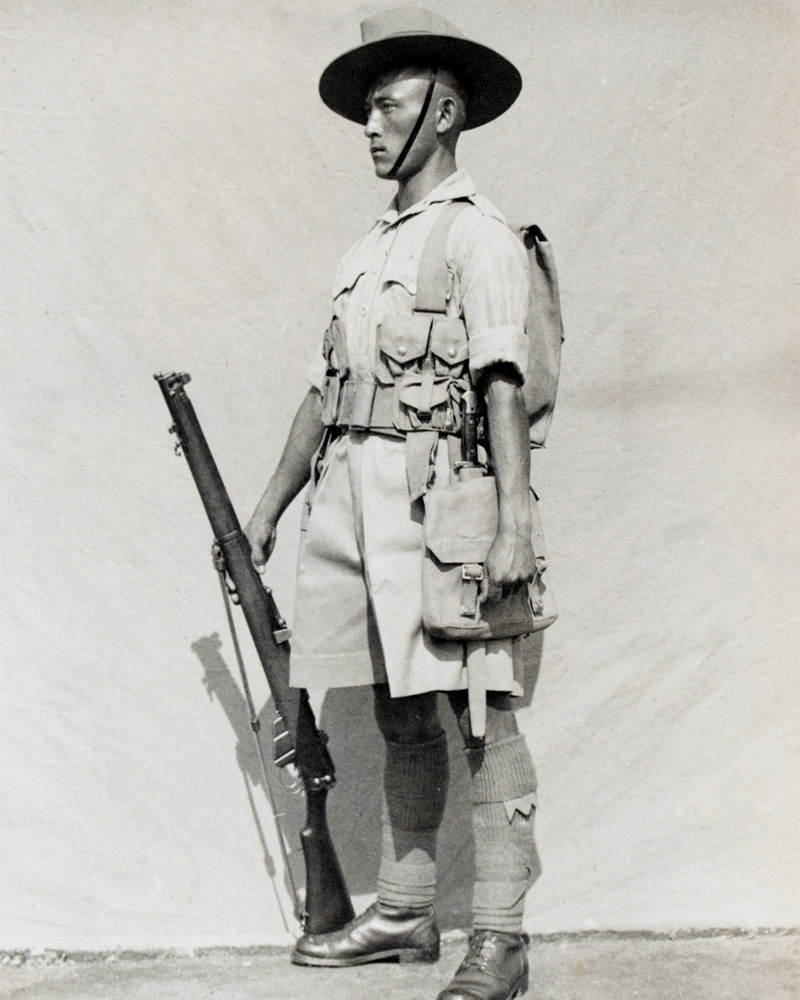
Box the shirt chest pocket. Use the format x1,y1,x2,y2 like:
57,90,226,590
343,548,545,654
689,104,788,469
331,261,368,319
380,255,419,314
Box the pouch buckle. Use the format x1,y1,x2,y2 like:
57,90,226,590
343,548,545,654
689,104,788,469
460,563,484,618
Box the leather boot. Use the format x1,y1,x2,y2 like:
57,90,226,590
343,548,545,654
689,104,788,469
437,931,529,1000
291,901,440,967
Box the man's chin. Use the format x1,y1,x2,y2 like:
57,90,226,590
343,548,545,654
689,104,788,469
371,157,394,180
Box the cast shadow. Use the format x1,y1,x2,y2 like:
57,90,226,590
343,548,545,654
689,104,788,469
190,629,544,933
190,633,307,929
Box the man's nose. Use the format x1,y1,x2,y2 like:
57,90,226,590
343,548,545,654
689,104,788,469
364,109,381,138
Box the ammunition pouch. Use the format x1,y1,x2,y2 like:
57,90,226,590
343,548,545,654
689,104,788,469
320,309,470,440
320,318,350,427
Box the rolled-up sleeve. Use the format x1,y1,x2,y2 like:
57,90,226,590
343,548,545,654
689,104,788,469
453,215,529,384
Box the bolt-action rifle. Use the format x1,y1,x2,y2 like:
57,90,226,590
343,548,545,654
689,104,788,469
154,371,354,936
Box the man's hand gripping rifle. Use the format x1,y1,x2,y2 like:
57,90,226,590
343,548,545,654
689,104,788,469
154,371,354,936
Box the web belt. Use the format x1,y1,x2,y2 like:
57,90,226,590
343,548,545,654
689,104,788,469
334,380,401,435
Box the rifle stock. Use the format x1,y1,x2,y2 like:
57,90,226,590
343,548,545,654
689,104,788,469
154,371,354,935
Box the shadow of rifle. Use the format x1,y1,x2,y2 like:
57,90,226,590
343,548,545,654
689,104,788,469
191,632,306,932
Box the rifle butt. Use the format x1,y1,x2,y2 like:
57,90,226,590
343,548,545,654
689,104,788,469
300,786,355,935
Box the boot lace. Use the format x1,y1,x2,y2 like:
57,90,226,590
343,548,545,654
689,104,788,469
465,933,499,973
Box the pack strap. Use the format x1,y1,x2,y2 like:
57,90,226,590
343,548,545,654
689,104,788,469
414,200,471,314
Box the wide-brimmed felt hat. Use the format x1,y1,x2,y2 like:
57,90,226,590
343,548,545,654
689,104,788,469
319,7,522,131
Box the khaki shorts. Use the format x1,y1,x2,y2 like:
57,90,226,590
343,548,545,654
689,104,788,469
290,431,520,698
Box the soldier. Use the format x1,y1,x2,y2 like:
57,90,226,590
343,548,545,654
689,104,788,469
245,8,548,1000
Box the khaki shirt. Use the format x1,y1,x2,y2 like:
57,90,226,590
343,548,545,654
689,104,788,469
306,169,530,393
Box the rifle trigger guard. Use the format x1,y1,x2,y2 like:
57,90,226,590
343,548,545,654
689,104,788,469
278,764,304,794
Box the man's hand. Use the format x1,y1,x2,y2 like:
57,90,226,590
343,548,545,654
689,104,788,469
244,514,277,573
483,523,536,603
242,387,325,574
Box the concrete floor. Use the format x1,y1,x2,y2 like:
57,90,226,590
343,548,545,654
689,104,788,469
0,933,797,1000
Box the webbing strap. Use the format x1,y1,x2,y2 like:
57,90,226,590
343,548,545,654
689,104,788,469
414,200,470,313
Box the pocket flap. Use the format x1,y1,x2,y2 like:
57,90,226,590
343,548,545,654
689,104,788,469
332,262,366,299
378,313,432,364
381,255,419,294
430,317,468,365
399,378,451,411
423,476,498,564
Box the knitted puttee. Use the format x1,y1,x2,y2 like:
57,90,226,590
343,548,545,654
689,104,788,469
465,734,541,932
378,732,450,911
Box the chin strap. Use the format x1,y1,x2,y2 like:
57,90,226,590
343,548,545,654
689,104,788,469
387,66,439,180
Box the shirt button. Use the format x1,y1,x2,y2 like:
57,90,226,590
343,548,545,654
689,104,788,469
448,347,456,358
361,307,366,315
398,345,407,357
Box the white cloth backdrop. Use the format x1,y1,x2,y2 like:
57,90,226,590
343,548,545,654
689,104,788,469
1,0,798,950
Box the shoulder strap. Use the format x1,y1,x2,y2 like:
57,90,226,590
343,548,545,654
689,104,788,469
414,200,471,314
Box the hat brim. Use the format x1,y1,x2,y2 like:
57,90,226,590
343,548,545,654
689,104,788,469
319,34,522,131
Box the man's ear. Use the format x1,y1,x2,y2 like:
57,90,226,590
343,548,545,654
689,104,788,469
436,95,458,135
